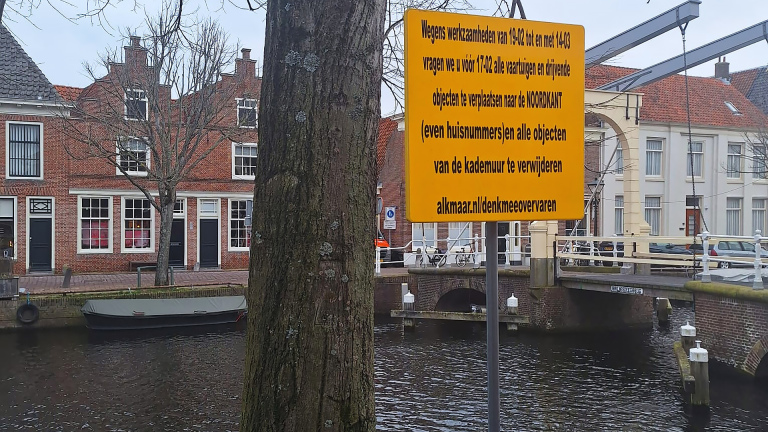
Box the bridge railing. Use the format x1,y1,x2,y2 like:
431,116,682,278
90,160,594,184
698,231,768,289
556,235,702,270
374,234,533,274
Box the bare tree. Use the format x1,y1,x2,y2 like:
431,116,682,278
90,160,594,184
381,0,473,111
240,0,384,429
61,3,251,285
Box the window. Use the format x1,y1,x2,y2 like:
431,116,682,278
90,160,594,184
646,140,662,177
726,197,742,236
686,195,702,208
237,98,257,127
753,199,766,236
233,143,258,179
727,143,742,179
614,146,623,175
0,198,15,258
200,199,218,215
123,198,152,251
117,138,149,175
448,222,472,246
174,199,185,215
7,122,42,178
644,196,661,236
79,197,111,252
725,101,742,115
753,144,768,180
230,199,252,250
125,89,147,120
614,195,624,235
412,223,436,251
686,141,703,177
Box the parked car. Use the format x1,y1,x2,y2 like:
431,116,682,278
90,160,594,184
688,241,768,268
598,240,624,267
649,243,692,255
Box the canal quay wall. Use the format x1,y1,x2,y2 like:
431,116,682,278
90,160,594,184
1,284,245,330
381,268,654,332
686,281,768,377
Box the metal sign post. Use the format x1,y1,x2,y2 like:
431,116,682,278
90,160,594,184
486,221,500,432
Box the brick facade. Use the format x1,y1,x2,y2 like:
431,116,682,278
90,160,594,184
0,36,260,275
694,292,768,376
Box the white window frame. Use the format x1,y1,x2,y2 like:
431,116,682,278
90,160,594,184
411,223,437,251
614,195,624,236
0,197,17,260
228,198,252,251
726,197,743,236
645,139,663,177
686,141,703,178
121,196,154,253
78,196,113,254
124,88,148,121
753,144,768,180
752,198,766,237
6,121,44,180
614,145,624,176
448,222,473,247
236,98,258,128
644,196,662,236
727,143,743,180
232,142,258,180
116,137,150,176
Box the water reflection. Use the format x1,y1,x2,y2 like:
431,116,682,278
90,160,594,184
1,305,767,431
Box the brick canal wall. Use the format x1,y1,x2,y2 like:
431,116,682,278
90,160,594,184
687,282,768,376
1,285,244,330
395,268,653,332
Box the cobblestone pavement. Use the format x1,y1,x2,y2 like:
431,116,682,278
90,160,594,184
18,267,409,295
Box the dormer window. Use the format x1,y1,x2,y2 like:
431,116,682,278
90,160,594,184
125,89,147,120
237,98,257,128
725,101,742,115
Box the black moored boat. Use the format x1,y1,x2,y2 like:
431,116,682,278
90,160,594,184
81,296,247,330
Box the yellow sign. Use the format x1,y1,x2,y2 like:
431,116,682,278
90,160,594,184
404,9,585,222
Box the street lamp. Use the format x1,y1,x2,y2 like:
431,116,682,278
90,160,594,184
587,178,605,236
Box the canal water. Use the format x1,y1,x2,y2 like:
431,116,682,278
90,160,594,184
2,304,768,431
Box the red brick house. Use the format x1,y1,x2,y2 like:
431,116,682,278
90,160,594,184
0,26,261,275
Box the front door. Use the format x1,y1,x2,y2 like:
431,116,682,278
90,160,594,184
686,209,701,237
497,222,510,264
29,218,52,272
169,218,185,268
199,219,218,268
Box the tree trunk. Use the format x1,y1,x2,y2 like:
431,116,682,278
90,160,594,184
240,0,384,431
155,188,175,286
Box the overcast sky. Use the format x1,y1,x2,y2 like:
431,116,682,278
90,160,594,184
3,0,767,114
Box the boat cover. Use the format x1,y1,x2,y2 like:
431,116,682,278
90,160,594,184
81,296,247,317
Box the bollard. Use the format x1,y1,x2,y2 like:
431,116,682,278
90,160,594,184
657,298,672,324
403,290,415,329
506,294,518,332
680,321,696,355
689,340,710,408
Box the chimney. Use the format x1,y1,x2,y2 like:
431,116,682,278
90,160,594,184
235,48,256,78
715,56,730,81
124,35,148,72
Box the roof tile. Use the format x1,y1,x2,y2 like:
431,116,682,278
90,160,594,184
0,25,62,102
586,64,768,129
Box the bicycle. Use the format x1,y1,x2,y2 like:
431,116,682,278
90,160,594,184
455,245,475,267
